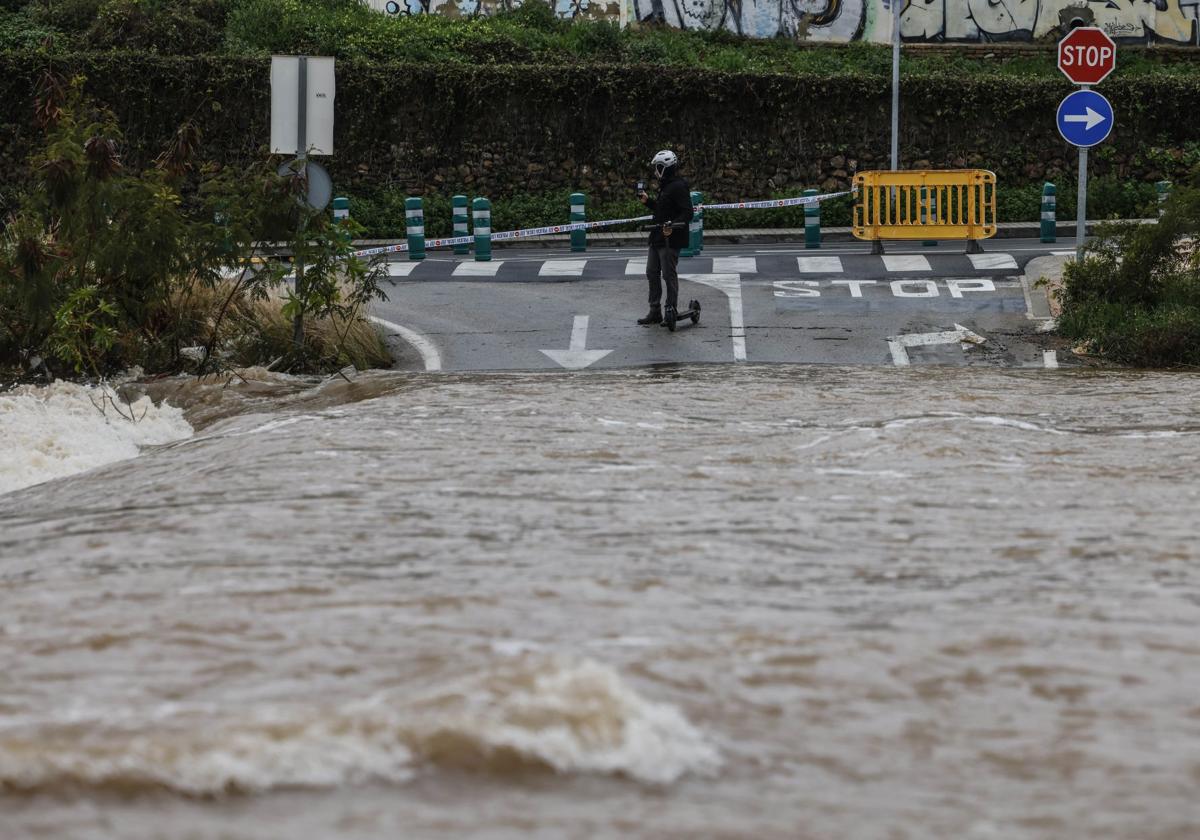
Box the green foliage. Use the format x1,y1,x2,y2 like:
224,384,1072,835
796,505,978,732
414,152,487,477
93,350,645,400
0,74,383,376
1056,187,1200,367
0,7,57,49
279,208,387,371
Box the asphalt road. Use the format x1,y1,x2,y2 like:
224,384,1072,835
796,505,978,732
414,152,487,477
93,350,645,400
370,238,1070,372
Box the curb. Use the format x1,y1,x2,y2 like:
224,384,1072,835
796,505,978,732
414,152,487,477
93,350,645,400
347,220,1146,251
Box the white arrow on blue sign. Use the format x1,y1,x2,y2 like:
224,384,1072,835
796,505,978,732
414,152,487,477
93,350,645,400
1056,89,1114,148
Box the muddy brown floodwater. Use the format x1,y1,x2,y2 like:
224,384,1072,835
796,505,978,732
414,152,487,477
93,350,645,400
2,365,1199,839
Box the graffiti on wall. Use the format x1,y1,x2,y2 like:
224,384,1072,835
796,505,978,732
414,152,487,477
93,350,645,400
368,0,1199,45
901,0,1197,45
370,0,618,19
629,0,867,40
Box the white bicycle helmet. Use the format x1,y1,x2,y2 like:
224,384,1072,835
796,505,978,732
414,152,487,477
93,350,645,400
651,149,678,177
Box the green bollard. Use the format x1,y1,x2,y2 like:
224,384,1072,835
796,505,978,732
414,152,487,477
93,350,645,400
405,196,425,261
452,194,469,255
570,192,586,253
332,196,349,223
214,204,232,255
682,191,702,257
1157,180,1171,218
1040,183,1056,243
803,188,820,249
472,196,492,261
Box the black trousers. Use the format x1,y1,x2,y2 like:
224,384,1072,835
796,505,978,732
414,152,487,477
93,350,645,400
646,244,680,310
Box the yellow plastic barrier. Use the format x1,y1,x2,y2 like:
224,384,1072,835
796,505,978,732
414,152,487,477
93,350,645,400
853,170,996,253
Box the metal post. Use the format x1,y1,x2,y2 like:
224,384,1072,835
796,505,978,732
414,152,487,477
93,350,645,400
452,194,469,255
891,0,900,171
405,196,425,261
803,188,820,249
292,56,308,351
696,191,705,253
1076,146,1088,263
1040,182,1056,243
570,192,586,253
473,196,492,261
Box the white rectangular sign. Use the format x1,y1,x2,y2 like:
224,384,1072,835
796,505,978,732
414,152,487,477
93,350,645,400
270,56,335,156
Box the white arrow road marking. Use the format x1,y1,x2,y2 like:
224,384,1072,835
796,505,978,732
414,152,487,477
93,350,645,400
1064,107,1106,131
540,315,613,370
887,323,986,367
369,316,443,372
681,273,746,362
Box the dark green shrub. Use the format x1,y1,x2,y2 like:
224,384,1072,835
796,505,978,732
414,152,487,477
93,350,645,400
1056,186,1200,366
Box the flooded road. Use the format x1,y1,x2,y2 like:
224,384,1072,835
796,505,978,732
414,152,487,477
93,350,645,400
2,366,1199,839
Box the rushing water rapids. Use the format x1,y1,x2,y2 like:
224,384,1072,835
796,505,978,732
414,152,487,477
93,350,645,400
1,365,1199,839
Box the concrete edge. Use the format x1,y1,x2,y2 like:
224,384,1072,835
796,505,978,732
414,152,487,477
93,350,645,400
346,219,1148,251
1023,254,1072,321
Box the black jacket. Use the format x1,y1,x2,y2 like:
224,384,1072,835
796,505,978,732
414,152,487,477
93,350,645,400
646,172,693,249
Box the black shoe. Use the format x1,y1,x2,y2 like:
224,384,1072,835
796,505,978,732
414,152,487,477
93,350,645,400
637,307,662,325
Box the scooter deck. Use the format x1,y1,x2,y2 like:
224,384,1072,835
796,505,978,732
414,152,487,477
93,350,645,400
662,300,701,332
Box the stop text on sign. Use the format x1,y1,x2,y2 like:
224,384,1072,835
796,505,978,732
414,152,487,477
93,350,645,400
1060,45,1113,69
1058,27,1117,85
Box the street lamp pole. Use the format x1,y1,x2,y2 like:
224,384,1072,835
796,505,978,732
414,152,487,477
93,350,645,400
891,0,900,170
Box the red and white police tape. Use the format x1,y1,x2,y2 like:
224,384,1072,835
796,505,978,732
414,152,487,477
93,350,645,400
352,188,854,259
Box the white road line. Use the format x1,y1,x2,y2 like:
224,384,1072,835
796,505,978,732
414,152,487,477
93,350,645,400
712,256,757,274
625,258,646,275
1043,350,1059,369
968,252,1018,270
882,255,932,272
452,261,504,277
1051,250,1077,257
682,273,746,363
796,256,844,273
368,316,443,372
386,262,420,277
539,259,587,276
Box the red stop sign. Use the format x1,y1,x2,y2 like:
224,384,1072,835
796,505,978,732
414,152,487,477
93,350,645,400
1059,27,1117,85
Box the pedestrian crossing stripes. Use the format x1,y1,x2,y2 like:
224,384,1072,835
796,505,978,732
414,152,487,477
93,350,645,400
796,256,844,273
452,261,504,277
712,257,757,274
380,252,1025,280
539,260,587,276
967,252,1018,270
386,262,420,277
881,255,932,273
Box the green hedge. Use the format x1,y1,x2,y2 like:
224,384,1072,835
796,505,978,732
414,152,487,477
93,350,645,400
1,51,1197,232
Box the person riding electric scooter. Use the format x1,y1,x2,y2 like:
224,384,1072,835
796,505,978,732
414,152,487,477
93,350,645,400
637,150,694,326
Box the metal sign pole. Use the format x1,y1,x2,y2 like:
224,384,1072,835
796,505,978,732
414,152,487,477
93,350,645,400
1075,82,1088,263
293,56,308,350
1076,146,1088,263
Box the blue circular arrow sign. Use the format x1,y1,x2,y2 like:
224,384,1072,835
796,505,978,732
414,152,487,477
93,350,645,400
1056,89,1114,148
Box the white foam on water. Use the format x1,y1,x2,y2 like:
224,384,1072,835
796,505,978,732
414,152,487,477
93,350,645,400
411,657,722,785
0,658,719,797
0,381,194,495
